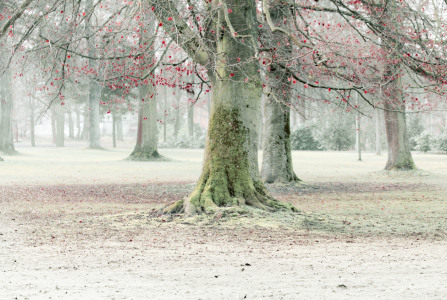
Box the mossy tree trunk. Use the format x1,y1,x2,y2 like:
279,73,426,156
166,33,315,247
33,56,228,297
163,0,293,215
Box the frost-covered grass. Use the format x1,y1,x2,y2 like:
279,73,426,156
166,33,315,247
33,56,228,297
1,143,447,299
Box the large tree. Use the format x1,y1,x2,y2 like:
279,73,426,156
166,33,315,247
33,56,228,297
154,0,294,214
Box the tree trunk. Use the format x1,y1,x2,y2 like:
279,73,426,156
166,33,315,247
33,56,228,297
0,62,16,154
55,109,64,147
81,107,89,140
75,105,81,139
129,83,163,160
174,85,181,141
30,99,35,147
261,94,299,183
116,113,123,141
356,115,362,161
88,83,101,148
381,0,415,171
375,109,381,155
86,0,101,149
188,101,194,139
164,0,294,214
51,110,56,144
68,111,74,139
383,70,415,170
163,86,167,143
260,2,299,183
112,112,116,148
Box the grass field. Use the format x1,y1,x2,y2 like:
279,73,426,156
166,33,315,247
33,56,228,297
1,143,446,299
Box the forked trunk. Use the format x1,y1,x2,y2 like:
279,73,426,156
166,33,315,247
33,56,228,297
164,0,294,214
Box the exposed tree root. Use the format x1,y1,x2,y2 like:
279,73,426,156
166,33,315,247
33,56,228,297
163,172,297,216
127,150,168,162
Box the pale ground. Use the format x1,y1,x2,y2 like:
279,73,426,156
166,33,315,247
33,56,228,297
1,141,447,299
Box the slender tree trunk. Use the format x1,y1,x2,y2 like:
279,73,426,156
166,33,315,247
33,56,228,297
86,0,101,149
88,84,101,148
188,102,194,139
375,109,381,155
55,109,64,147
116,114,123,141
30,100,35,147
81,107,89,140
164,0,293,214
75,105,81,139
51,110,56,144
356,115,362,161
68,111,74,139
174,85,181,141
112,112,116,148
0,61,16,154
163,86,167,143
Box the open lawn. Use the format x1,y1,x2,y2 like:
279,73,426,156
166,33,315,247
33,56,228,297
1,144,446,299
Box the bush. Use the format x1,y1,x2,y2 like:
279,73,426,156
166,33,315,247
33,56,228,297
434,132,447,153
290,126,322,150
407,114,424,150
413,131,432,153
313,112,355,151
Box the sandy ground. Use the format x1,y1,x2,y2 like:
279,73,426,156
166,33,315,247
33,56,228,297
1,144,447,299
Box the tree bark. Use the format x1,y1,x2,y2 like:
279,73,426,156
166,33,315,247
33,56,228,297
51,110,56,144
261,93,299,183
68,111,74,139
375,109,381,155
116,114,123,141
163,0,294,214
383,68,415,170
86,0,101,149
112,111,116,148
260,2,299,183
30,99,35,147
174,84,181,141
381,0,415,170
55,109,65,147
129,82,164,160
75,105,81,139
0,59,16,155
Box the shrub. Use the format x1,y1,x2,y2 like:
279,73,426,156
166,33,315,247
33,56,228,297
434,132,447,153
290,126,322,150
413,131,432,153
